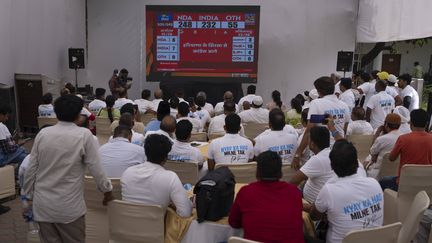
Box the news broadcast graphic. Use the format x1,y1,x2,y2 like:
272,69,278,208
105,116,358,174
146,5,260,83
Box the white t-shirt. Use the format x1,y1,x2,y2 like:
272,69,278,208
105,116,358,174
385,86,399,98
99,137,145,178
208,133,254,164
256,125,298,139
297,133,313,166
315,174,384,243
108,130,145,147
238,94,257,111
121,162,192,217
193,109,211,130
134,99,154,113
207,114,246,137
0,122,11,140
300,148,334,203
214,102,239,116
113,98,134,110
167,140,205,166
80,107,92,117
358,80,376,109
367,130,402,179
366,91,395,129
177,117,202,132
38,104,55,117
88,99,106,115
400,85,420,111
346,120,374,136
339,89,356,111
399,123,411,134
144,129,174,142
203,103,214,116
152,99,163,110
254,130,298,164
308,95,350,137
239,108,269,124
170,108,178,118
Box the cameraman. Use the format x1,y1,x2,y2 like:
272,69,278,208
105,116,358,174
109,68,132,98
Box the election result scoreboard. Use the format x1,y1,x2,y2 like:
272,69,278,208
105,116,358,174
146,5,260,83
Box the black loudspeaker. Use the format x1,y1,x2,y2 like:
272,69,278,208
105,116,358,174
68,48,85,69
336,51,353,72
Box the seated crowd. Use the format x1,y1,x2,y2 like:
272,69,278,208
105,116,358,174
0,70,432,243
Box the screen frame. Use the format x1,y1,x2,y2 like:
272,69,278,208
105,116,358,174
145,5,260,84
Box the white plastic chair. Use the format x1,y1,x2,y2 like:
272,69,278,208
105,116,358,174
164,160,199,184
343,222,402,243
215,162,257,183
384,165,432,224
107,200,165,243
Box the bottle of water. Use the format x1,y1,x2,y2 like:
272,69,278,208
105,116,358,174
21,196,39,235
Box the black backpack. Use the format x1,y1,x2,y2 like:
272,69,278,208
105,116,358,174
193,167,235,223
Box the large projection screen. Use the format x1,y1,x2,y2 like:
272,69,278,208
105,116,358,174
146,5,260,83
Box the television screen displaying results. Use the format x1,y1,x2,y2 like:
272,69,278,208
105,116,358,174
146,5,260,83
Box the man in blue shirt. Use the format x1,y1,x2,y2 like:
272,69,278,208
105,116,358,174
144,100,170,133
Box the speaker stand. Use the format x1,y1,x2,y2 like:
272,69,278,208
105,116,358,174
74,67,78,89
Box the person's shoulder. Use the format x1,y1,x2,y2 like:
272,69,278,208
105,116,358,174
129,142,145,152
240,136,253,145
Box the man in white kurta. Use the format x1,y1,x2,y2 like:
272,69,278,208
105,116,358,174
23,95,113,242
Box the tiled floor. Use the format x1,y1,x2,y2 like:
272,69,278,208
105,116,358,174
0,198,29,243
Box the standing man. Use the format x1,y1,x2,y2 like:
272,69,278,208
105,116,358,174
23,95,113,243
109,68,131,99
398,73,420,111
292,76,350,170
413,61,424,79
366,80,395,129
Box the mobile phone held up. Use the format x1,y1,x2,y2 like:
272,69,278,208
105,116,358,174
310,114,329,124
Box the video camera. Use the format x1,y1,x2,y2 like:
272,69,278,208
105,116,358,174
113,69,133,87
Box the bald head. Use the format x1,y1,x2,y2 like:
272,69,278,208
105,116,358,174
154,89,163,99
223,91,234,101
160,115,176,134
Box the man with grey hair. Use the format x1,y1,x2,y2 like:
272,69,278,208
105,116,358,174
214,91,239,115
196,91,214,116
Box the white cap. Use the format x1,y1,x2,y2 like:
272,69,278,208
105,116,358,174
388,74,398,83
309,89,319,100
252,96,263,106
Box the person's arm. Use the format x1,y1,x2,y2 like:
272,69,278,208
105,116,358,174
394,95,402,106
83,132,113,204
170,175,192,217
0,137,19,155
403,96,412,110
208,159,215,171
228,191,243,228
310,185,329,220
365,108,372,122
22,135,41,200
326,116,343,140
292,122,313,170
309,203,326,221
289,170,308,186
389,137,402,161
